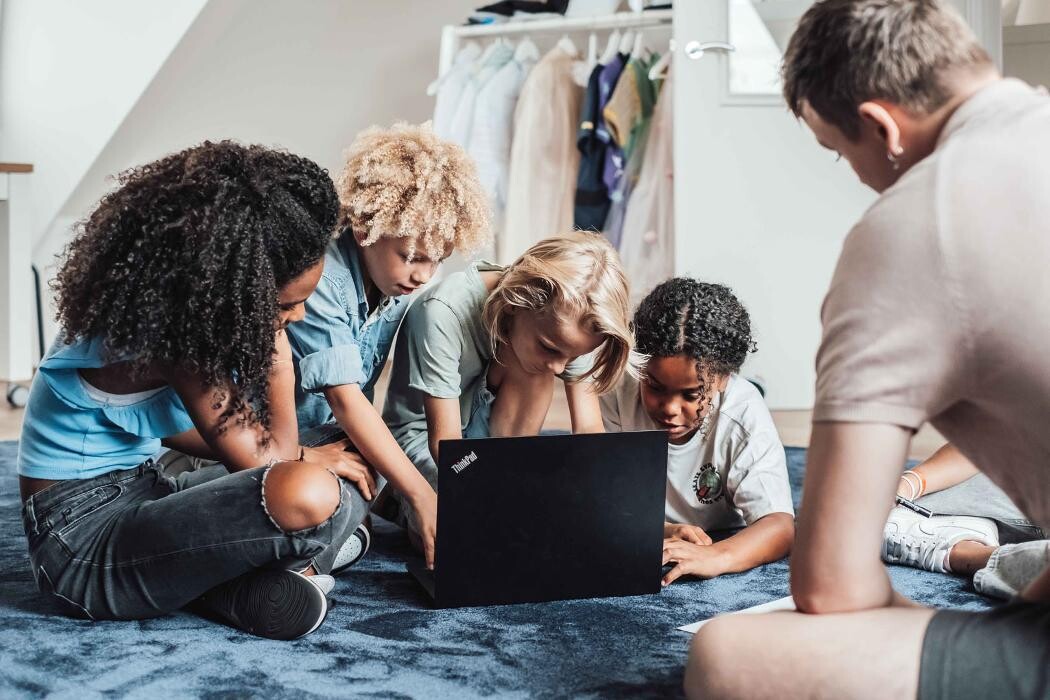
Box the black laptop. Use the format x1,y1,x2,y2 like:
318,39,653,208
406,430,667,608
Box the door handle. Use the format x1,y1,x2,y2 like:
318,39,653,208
684,41,737,60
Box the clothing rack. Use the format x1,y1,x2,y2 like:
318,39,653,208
438,9,673,76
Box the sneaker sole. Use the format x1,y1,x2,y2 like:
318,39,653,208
230,570,328,640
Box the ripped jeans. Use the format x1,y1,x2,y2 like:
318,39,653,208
19,426,365,621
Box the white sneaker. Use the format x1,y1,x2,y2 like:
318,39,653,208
331,523,371,575
883,506,999,573
309,574,336,596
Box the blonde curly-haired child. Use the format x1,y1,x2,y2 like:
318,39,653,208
287,122,491,569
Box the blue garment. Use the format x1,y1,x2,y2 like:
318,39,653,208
17,336,195,480
573,63,610,232
287,231,410,430
598,53,628,196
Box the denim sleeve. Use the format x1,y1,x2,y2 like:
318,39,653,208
406,299,465,399
291,274,367,393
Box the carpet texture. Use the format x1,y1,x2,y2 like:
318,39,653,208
0,443,991,698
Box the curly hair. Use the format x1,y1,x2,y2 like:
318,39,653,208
53,140,338,437
633,278,756,385
337,121,491,260
483,232,633,394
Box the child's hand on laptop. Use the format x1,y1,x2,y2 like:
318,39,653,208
662,538,725,585
408,490,438,569
664,522,713,546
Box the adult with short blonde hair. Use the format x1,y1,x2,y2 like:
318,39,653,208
685,1,1050,698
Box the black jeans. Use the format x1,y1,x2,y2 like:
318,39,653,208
20,425,366,620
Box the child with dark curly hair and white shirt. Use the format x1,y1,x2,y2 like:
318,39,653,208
600,278,795,585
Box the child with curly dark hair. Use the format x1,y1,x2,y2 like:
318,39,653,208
601,278,795,585
17,141,376,640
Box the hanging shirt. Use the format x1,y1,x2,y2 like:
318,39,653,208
433,43,483,140
601,373,794,531
602,53,662,249
597,53,629,200
446,40,515,148
467,38,540,235
619,67,674,307
502,42,583,263
605,53,661,164
573,63,611,232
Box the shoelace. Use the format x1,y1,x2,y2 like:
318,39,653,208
884,533,942,571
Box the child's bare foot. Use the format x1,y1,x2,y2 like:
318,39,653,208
947,539,998,577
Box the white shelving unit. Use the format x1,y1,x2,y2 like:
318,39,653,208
437,9,673,76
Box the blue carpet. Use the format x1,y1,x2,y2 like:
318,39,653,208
0,442,991,698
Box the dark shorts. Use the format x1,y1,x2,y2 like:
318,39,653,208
919,602,1050,700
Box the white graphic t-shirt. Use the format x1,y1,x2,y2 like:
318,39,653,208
601,373,794,531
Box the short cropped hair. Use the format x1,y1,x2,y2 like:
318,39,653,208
782,0,992,139
337,121,491,259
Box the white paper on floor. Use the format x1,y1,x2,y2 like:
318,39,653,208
677,595,796,634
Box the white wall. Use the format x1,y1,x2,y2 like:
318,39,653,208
0,0,206,246
671,0,1003,410
0,0,206,372
35,0,475,347
1004,23,1050,88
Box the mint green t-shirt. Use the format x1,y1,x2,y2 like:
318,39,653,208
382,261,592,458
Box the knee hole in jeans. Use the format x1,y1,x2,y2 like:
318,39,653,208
260,461,341,533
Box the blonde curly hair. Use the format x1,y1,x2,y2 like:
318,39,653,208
337,121,491,260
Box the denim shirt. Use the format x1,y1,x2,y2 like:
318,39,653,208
287,232,410,431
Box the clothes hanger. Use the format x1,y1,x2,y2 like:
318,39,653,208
588,31,599,66
477,39,503,64
599,29,621,64
632,30,645,59
516,37,540,62
426,41,480,96
648,37,674,80
619,29,635,55
557,34,578,56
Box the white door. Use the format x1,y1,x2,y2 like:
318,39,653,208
671,0,1001,409
671,0,873,409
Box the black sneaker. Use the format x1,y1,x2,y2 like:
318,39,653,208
197,569,328,640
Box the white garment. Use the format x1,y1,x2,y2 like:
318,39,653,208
432,43,482,141
467,39,540,231
501,43,583,263
446,40,515,148
619,68,674,308
600,373,794,531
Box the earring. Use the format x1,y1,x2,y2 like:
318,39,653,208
887,148,904,171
